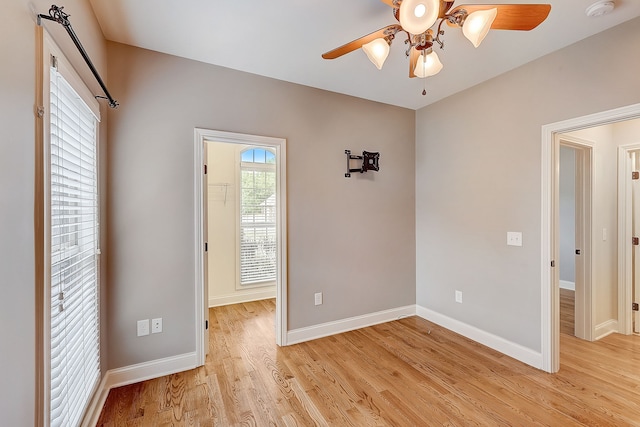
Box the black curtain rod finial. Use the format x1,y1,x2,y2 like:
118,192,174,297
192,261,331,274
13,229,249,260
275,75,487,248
49,5,71,26
96,96,119,109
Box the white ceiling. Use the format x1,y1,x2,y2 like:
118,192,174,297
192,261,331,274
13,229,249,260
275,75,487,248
88,0,640,110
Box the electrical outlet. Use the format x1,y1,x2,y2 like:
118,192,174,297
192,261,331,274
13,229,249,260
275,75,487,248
507,231,523,247
455,290,463,304
314,292,323,306
151,318,162,334
137,319,149,336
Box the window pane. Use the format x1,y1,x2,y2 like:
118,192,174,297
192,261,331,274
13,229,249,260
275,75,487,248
240,148,276,285
241,150,254,162
49,65,100,427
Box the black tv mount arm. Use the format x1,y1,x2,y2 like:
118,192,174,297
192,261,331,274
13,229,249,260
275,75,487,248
345,150,380,178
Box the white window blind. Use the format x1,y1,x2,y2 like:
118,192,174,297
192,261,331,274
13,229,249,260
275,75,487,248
49,60,100,427
240,149,276,285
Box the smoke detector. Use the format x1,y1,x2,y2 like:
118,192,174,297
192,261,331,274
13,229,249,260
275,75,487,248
586,1,615,17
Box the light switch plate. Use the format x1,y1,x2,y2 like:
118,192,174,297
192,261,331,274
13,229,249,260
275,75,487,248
507,232,523,247
455,290,463,304
137,319,149,337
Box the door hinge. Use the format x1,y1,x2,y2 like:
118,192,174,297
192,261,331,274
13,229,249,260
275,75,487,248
204,242,208,252
633,303,639,311
550,260,555,267
36,106,45,118
633,171,639,180
633,237,639,246
204,164,207,175
205,320,209,330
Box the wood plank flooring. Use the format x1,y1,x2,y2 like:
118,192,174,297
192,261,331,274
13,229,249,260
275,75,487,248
96,299,640,426
560,288,575,336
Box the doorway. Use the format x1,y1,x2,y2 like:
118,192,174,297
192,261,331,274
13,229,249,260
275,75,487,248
542,102,640,373
194,129,288,365
557,139,593,341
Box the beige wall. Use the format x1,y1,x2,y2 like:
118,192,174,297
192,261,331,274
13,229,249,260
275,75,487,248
613,118,640,146
207,141,276,305
416,18,640,352
106,41,416,369
1,0,107,424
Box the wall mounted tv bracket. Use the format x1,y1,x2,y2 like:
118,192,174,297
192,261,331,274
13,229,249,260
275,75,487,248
345,150,380,177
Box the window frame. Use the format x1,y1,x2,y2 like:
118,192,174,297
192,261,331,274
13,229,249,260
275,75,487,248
38,28,102,427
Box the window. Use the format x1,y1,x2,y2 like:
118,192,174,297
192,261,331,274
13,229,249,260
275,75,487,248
44,36,101,427
239,148,276,286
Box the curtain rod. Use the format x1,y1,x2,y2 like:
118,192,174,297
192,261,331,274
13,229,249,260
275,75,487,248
38,5,119,109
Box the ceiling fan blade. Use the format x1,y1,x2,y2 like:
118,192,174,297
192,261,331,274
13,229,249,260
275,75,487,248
322,24,402,59
409,46,420,78
379,0,396,7
448,4,551,31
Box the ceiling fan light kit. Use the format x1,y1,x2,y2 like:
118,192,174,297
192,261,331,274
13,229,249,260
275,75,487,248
399,0,440,35
414,49,443,77
462,8,498,48
322,1,551,95
362,38,391,69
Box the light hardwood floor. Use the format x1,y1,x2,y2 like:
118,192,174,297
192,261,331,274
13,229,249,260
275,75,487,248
560,288,575,336
96,299,640,426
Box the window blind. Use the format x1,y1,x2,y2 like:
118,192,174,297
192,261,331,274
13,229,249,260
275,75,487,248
49,61,100,427
240,160,277,285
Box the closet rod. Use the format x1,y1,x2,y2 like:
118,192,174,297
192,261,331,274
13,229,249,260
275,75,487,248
38,5,119,109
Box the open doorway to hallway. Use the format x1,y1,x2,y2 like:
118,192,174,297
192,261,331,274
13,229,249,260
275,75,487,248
194,129,288,365
542,103,640,373
206,141,279,307
557,138,592,342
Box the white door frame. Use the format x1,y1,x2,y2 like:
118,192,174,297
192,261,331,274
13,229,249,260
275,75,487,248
618,143,640,335
194,128,288,366
557,137,593,341
541,102,640,373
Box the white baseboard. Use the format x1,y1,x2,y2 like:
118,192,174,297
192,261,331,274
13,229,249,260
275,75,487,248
415,305,543,370
559,280,575,291
209,287,276,307
81,352,198,427
594,319,618,340
286,305,416,345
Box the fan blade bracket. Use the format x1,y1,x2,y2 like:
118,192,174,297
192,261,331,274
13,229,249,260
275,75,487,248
439,1,456,18
446,4,551,31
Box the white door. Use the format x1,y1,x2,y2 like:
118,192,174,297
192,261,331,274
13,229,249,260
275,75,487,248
632,152,640,333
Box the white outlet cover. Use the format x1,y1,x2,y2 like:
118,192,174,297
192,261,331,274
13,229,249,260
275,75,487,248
137,319,149,336
151,317,162,333
507,231,523,247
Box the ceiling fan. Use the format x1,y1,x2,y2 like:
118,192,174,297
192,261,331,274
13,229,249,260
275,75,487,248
322,0,551,94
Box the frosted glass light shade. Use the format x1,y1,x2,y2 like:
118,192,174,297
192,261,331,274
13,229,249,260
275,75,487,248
462,8,498,48
362,38,390,70
399,0,439,35
414,50,443,78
